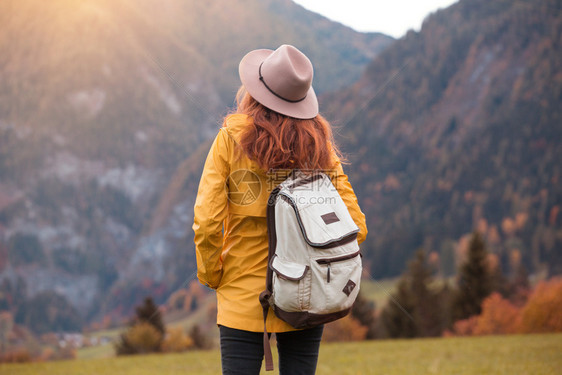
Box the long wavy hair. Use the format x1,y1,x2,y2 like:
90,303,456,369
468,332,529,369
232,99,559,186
230,86,342,171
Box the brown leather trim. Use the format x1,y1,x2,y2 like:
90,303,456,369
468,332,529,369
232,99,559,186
315,250,361,265
321,211,340,225
342,279,357,297
264,185,282,295
279,192,359,249
261,304,274,371
314,232,358,249
287,172,323,189
271,261,310,281
260,184,282,373
273,306,352,329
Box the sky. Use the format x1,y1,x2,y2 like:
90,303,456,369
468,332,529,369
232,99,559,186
293,0,459,38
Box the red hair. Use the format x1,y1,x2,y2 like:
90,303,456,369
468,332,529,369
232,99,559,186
230,87,342,171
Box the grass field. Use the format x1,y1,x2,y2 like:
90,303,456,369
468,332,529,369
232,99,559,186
1,333,560,375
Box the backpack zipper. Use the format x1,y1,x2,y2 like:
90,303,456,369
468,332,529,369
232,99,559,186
316,250,361,283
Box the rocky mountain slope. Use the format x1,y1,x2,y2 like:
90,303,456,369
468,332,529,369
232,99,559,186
0,0,391,328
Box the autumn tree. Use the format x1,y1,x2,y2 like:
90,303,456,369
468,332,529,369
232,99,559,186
472,293,520,335
488,254,511,298
507,254,530,305
134,297,165,336
519,278,562,333
451,232,494,322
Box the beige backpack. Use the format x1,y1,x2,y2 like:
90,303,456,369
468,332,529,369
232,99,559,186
260,171,362,371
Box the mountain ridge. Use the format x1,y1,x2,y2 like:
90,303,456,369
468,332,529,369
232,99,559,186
2,0,560,334
0,0,392,328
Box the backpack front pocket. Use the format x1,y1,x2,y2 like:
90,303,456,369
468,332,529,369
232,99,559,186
310,250,362,313
271,256,311,312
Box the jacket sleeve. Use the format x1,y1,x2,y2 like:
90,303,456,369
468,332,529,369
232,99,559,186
192,129,230,288
331,160,368,245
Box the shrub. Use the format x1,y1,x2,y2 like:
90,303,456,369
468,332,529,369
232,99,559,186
0,348,32,363
322,315,368,342
519,277,562,333
115,296,167,355
473,293,520,335
448,278,562,336
37,346,76,361
448,316,479,336
162,327,193,352
123,322,163,354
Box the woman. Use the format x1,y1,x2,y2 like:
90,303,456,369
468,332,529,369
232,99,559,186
193,44,367,374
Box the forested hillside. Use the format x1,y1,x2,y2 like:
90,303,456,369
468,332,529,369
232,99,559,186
326,0,562,278
0,0,391,331
1,0,560,336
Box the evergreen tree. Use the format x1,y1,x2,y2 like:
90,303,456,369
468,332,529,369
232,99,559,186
351,292,378,339
451,232,494,322
115,296,165,355
408,250,445,337
134,297,165,335
380,277,416,338
380,250,448,338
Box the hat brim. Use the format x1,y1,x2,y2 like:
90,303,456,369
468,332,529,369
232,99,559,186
239,49,319,120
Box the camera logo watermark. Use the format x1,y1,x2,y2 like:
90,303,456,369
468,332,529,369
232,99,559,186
226,168,340,206
225,169,261,206
290,195,338,206
266,169,339,190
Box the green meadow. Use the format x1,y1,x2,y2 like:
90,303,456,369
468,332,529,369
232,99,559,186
2,333,560,375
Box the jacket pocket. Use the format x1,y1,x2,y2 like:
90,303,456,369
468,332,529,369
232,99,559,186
271,256,311,312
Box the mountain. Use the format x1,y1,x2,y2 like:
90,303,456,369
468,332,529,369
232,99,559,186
4,0,560,335
324,0,562,278
0,0,392,329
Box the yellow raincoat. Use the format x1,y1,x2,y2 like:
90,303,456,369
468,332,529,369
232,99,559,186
193,114,367,332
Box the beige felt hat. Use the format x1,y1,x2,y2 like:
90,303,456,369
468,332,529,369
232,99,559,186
239,44,319,119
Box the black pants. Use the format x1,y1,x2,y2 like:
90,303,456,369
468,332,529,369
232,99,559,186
219,325,324,375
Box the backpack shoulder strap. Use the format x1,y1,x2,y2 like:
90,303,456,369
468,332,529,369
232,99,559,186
259,183,283,372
